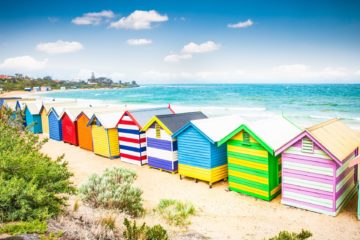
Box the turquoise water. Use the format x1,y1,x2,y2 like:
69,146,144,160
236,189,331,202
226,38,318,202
40,84,360,129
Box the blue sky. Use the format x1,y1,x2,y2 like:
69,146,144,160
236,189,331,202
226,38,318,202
0,0,359,83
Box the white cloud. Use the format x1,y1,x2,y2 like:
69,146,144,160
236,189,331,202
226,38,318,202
127,38,152,46
355,70,360,75
109,10,168,30
228,19,254,29
0,56,47,71
72,10,114,25
36,40,84,54
182,41,220,54
164,54,192,62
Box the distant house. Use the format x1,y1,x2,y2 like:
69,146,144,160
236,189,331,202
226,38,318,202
0,74,11,79
33,86,41,92
41,86,51,91
60,87,66,91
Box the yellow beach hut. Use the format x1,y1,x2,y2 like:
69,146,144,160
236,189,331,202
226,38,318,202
87,111,124,158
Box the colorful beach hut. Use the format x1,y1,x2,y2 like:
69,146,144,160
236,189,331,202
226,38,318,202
40,101,77,135
88,112,123,158
24,102,43,133
60,108,85,146
217,116,302,201
173,116,244,187
275,118,359,216
118,107,175,165
142,112,207,172
47,106,65,141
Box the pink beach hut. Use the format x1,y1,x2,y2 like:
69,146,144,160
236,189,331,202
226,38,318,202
276,118,359,216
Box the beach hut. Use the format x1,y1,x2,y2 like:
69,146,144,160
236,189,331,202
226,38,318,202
275,118,359,216
173,116,244,187
88,112,124,158
60,108,85,146
118,107,175,165
48,106,73,141
24,102,43,133
141,112,208,172
40,100,77,135
217,116,302,201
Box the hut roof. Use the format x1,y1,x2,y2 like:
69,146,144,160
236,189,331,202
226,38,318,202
220,116,302,155
89,111,124,129
142,111,207,135
125,107,175,128
25,102,42,115
305,118,359,162
174,115,245,144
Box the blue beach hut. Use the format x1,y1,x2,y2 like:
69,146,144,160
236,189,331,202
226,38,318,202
48,106,64,141
24,102,43,133
173,116,244,187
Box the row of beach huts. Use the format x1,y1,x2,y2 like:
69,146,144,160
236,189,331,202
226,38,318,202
1,97,360,219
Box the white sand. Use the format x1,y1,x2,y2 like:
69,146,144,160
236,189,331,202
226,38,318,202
40,136,360,240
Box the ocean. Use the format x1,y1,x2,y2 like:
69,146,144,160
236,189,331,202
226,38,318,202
40,84,360,130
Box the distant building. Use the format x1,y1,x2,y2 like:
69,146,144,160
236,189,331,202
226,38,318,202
0,74,12,79
41,86,52,91
33,86,41,91
60,87,66,91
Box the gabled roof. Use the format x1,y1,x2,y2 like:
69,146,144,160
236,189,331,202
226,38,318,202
88,111,124,129
142,111,207,135
305,118,359,162
60,106,110,122
275,118,360,164
5,101,18,111
123,106,175,128
25,102,42,115
218,116,302,155
173,115,245,144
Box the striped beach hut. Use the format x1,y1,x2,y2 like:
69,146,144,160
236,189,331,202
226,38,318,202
24,102,43,133
218,116,302,201
88,112,123,158
40,101,77,135
275,118,359,216
118,107,175,165
142,112,207,172
173,116,244,187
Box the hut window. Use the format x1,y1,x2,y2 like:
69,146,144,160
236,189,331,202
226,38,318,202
243,132,250,144
155,123,161,138
301,137,314,153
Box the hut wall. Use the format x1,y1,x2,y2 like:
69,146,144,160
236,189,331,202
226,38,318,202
48,111,62,141
146,124,178,172
41,109,49,134
118,114,147,165
25,108,42,134
77,114,93,151
62,113,78,145
92,126,119,158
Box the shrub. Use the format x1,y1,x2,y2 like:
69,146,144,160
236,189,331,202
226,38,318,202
0,115,75,222
99,215,116,230
0,220,47,235
123,218,169,240
268,229,312,240
79,168,144,217
155,199,196,226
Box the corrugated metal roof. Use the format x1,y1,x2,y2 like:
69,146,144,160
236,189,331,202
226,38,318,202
156,112,207,134
91,111,125,129
25,102,42,115
128,107,174,128
191,115,245,143
306,118,359,162
246,116,302,152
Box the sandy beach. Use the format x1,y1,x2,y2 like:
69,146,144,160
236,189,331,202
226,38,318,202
40,135,360,240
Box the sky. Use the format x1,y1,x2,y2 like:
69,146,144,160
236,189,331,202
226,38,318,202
0,0,360,84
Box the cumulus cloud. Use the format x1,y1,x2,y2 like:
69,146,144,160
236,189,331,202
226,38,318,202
127,38,152,46
182,41,220,54
72,10,114,25
109,10,168,30
164,41,220,63
164,54,192,62
36,40,84,54
228,19,254,29
0,56,47,71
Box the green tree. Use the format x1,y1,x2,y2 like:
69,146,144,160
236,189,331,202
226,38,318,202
0,110,75,222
